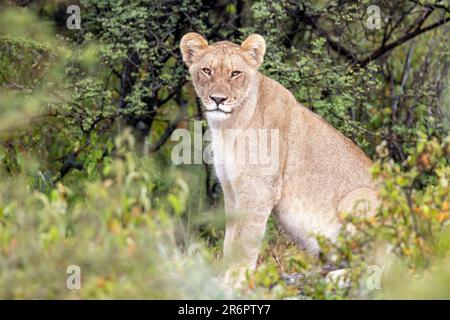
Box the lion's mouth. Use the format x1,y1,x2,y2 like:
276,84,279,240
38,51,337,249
203,106,233,114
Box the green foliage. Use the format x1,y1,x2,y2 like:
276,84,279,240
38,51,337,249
0,131,226,299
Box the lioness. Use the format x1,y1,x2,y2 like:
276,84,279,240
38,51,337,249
180,33,378,287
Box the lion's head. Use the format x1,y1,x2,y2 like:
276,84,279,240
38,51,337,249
180,33,266,121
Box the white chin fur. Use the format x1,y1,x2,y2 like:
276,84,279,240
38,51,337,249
205,110,231,122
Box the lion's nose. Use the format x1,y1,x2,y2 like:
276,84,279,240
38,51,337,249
210,95,228,106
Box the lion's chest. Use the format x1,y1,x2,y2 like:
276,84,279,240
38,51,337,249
211,130,237,183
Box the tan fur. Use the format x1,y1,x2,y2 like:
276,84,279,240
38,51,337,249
180,33,379,287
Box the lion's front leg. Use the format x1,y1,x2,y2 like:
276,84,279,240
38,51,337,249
221,179,275,289
222,211,271,288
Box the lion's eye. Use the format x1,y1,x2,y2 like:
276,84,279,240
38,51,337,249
231,71,242,77
202,68,211,75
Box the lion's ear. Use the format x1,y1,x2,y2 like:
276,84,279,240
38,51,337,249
180,32,208,67
240,34,266,68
